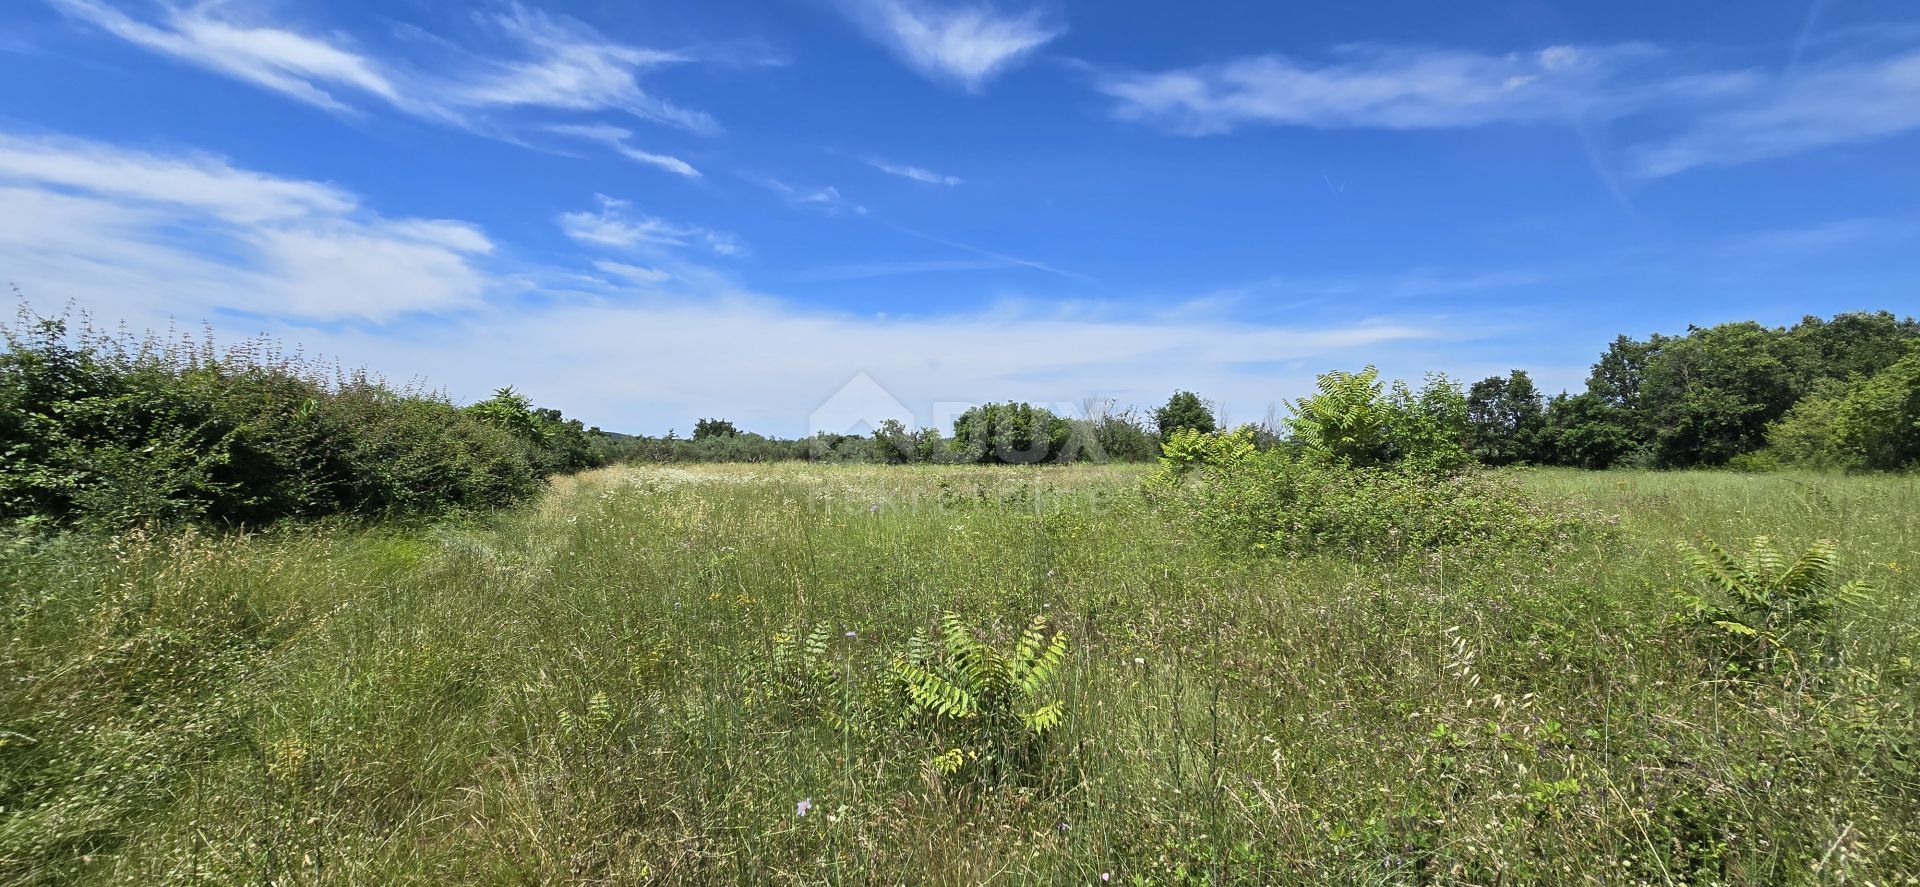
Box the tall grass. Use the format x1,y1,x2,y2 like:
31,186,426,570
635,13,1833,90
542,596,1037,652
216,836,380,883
3,465,1916,884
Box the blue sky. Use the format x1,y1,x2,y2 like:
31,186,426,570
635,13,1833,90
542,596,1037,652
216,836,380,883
2,0,1916,435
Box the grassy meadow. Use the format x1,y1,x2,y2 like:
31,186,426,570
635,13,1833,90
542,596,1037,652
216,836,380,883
3,464,1917,884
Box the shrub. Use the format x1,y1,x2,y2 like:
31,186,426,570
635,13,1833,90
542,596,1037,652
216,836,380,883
1672,537,1873,674
949,402,1069,464
747,613,1072,785
1285,367,1472,472
0,308,583,531
1149,433,1594,559
889,613,1069,782
1152,425,1258,481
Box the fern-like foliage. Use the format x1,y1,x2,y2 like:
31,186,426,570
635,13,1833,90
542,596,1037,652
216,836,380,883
1286,366,1394,467
744,612,1072,784
1154,426,1258,482
890,612,1070,781
1674,536,1873,674
755,622,855,731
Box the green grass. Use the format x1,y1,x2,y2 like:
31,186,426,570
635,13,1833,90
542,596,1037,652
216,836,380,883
3,464,1916,884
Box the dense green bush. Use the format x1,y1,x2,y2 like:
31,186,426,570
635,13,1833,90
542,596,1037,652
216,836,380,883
1834,344,1920,470
1759,343,1920,471
1284,366,1473,473
950,402,1071,464
1149,429,1594,559
0,310,598,531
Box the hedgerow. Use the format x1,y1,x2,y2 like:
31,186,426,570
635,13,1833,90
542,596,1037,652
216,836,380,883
1,307,598,531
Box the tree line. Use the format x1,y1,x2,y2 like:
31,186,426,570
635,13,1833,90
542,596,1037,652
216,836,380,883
1473,310,1918,470
7,306,1913,531
636,310,1918,472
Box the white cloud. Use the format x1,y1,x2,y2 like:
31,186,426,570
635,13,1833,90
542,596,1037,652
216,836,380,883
543,123,700,177
558,195,743,257
834,0,1062,91
1095,43,1681,135
3,143,1480,434
593,259,672,284
47,0,409,113
0,131,353,222
50,1,718,134
0,131,495,322
1,130,1510,436
1096,36,1920,175
1631,49,1920,176
764,179,865,215
191,289,1456,436
867,158,963,185
449,5,717,134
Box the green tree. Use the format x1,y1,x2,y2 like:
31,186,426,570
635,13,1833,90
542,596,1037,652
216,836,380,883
1385,373,1472,472
467,388,603,474
1153,390,1216,438
1542,392,1638,469
1587,334,1663,411
465,387,540,439
950,402,1067,464
870,419,916,464
1834,345,1920,470
1466,370,1547,465
1626,322,1799,467
1764,379,1853,469
1785,311,1920,386
693,418,738,440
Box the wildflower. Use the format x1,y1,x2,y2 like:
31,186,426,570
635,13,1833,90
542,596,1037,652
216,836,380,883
1133,657,1145,666
1101,874,1110,882
796,798,813,817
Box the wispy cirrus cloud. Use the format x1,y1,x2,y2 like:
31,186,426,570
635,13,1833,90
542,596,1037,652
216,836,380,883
1630,48,1920,177
1093,43,1742,135
866,158,962,185
1096,35,1920,177
446,4,718,134
559,194,743,257
46,0,407,113
592,259,672,284
47,0,721,134
892,225,1091,282
0,130,496,322
832,0,1062,91
762,179,866,215
543,123,700,177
